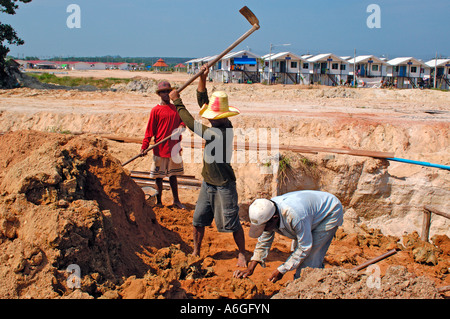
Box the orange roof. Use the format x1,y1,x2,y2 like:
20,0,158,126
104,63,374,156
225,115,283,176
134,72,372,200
153,58,168,67
174,63,186,68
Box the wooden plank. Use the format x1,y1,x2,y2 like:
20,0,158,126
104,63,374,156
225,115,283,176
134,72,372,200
130,171,197,180
98,134,395,159
424,205,450,220
421,209,432,242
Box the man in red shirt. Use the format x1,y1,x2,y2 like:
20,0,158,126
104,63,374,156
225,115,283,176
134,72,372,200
141,81,186,209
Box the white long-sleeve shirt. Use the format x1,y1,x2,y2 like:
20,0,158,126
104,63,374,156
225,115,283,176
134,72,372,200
250,190,344,274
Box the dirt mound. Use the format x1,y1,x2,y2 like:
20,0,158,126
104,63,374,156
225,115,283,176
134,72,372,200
119,244,214,299
0,130,172,298
326,227,450,287
0,130,448,299
110,77,159,94
272,265,442,299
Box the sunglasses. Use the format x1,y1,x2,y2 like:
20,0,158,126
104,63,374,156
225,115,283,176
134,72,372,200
158,90,172,94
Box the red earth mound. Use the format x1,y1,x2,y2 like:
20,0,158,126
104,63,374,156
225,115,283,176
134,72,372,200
0,130,176,298
0,130,448,299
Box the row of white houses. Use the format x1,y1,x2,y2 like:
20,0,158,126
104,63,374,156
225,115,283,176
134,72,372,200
14,60,140,71
186,51,450,89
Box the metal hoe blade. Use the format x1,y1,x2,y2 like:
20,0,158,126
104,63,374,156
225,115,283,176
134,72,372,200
239,6,260,27
176,6,260,93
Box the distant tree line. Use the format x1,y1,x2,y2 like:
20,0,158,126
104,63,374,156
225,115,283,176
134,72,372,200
13,56,193,68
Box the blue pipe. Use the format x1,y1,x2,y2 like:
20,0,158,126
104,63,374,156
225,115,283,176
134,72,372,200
386,157,450,171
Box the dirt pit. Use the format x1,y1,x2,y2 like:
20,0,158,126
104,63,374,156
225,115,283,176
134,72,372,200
0,130,448,299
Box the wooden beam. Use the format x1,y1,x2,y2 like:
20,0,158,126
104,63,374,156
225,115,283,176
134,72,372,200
96,133,395,159
424,205,450,220
421,209,432,242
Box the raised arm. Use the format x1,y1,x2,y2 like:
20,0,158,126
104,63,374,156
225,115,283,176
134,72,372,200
197,65,209,108
198,64,209,93
169,89,210,138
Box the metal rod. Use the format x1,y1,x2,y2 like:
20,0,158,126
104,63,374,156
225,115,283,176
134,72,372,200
351,249,398,271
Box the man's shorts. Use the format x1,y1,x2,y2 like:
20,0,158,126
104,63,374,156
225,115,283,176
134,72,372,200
150,155,184,179
193,180,242,233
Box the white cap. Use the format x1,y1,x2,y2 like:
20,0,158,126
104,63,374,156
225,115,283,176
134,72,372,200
248,199,276,238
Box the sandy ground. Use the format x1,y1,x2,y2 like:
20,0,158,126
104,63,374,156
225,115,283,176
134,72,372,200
29,69,191,81
0,70,449,299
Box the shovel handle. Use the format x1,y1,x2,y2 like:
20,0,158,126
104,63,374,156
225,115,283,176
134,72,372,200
122,129,182,167
176,24,260,94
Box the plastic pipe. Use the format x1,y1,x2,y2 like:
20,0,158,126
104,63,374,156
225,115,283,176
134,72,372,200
386,157,450,171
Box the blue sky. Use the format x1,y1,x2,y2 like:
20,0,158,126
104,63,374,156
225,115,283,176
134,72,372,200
2,0,449,60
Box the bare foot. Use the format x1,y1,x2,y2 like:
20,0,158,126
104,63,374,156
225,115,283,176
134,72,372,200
173,201,187,210
236,252,247,268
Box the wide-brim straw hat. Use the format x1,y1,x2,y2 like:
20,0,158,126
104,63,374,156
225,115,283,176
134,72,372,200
199,91,240,120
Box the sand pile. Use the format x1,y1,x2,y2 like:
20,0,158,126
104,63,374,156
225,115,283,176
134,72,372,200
272,265,442,299
110,77,159,94
0,130,172,298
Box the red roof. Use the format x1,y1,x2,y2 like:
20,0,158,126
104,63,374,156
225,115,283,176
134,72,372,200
153,58,168,67
174,63,186,68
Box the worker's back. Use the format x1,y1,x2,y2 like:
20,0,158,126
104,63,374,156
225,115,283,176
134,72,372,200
272,190,343,231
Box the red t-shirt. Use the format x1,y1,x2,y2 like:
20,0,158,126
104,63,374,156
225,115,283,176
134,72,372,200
141,103,185,158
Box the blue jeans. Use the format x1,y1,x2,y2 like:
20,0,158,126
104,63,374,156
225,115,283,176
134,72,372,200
294,226,338,279
193,181,242,233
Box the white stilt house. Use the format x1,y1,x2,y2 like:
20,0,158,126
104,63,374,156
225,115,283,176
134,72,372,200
386,57,431,88
210,50,260,83
347,55,388,87
261,52,305,84
425,58,450,90
185,56,215,75
306,53,349,85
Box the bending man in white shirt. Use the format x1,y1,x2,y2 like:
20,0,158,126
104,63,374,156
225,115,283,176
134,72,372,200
233,190,344,283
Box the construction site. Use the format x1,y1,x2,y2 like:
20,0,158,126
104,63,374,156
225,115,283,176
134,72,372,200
0,65,448,300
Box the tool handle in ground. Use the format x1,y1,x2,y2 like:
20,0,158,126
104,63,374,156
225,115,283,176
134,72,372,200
176,7,260,94
121,129,182,167
351,248,398,271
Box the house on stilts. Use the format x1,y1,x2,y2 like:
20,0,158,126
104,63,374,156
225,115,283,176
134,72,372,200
386,57,431,88
347,55,388,87
210,50,260,84
261,52,306,84
306,53,349,86
425,58,450,90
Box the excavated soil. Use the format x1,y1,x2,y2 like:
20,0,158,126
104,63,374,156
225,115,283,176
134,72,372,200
273,266,441,299
0,130,448,299
0,71,449,299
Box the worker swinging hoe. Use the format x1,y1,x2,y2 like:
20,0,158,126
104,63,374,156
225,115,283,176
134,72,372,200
122,6,260,167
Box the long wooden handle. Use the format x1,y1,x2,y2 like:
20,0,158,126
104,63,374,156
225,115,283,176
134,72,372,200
122,130,181,167
176,24,260,93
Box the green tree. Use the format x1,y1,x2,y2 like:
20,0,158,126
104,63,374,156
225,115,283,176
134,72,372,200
1,0,32,87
